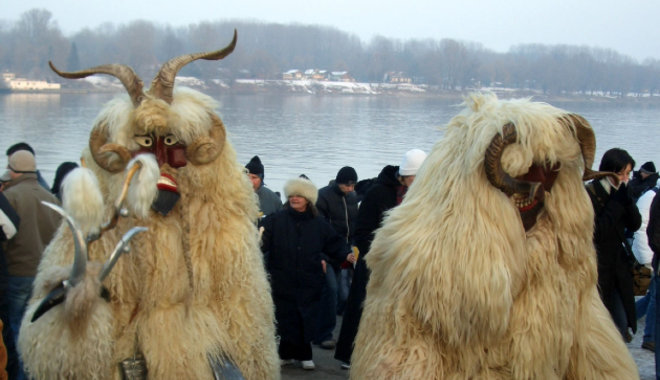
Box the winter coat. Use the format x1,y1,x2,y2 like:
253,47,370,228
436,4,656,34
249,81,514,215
255,183,282,217
316,182,358,244
628,171,659,202
587,179,642,333
2,174,61,277
649,191,660,271
261,206,350,342
335,164,402,363
0,191,19,302
632,186,659,265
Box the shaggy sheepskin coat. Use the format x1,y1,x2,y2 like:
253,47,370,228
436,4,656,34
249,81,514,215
17,89,280,380
351,93,639,379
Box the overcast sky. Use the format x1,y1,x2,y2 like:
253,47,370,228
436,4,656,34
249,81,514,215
4,0,659,62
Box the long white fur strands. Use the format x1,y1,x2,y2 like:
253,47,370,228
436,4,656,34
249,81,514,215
126,154,159,219
350,93,638,379
62,168,104,237
19,83,280,380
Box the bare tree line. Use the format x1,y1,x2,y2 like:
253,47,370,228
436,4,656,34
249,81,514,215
2,8,660,97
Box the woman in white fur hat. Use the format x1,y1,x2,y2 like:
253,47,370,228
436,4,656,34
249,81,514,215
261,175,356,371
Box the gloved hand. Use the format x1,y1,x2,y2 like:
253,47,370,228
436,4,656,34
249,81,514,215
611,183,633,206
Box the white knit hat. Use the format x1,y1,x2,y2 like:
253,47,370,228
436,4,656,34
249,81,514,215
399,149,427,176
284,176,318,204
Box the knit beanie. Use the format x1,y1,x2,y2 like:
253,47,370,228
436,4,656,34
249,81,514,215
641,161,657,174
245,155,265,179
398,149,427,176
284,176,318,204
335,166,358,185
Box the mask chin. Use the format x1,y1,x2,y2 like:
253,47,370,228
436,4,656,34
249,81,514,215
514,162,560,231
152,173,180,216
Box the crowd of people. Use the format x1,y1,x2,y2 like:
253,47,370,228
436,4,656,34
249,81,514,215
251,148,428,370
1,140,660,378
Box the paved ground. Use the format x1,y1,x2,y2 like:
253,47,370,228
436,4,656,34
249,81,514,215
280,315,656,379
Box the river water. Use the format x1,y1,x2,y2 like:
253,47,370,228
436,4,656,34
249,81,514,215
1,92,658,194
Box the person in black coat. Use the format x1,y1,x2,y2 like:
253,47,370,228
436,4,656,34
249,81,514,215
334,149,427,368
586,148,641,342
629,161,659,202
313,166,359,348
261,176,355,370
649,189,660,375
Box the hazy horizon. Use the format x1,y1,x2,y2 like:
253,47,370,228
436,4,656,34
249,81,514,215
3,0,660,63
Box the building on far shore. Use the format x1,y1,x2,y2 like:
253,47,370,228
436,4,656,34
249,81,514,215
1,72,60,92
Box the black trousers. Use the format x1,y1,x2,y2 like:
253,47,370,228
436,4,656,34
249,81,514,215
279,336,312,361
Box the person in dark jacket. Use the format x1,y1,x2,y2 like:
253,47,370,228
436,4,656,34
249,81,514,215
334,149,427,369
648,188,660,377
0,192,19,380
629,161,659,202
313,166,359,349
261,176,355,371
50,161,79,200
586,148,641,342
246,155,282,217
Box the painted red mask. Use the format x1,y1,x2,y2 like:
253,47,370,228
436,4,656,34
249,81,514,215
515,162,560,230
134,135,187,168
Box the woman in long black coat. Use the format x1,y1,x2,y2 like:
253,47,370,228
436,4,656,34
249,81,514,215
261,176,354,369
587,148,641,341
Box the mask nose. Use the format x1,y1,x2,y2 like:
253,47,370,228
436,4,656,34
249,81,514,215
153,137,168,167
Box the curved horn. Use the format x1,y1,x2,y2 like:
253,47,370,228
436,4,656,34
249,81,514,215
484,123,539,198
49,61,145,107
186,114,226,166
41,202,87,287
562,114,620,184
98,226,147,283
149,29,237,104
89,127,132,173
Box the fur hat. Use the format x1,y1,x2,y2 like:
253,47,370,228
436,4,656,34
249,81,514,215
284,176,318,204
336,166,358,185
641,161,656,174
399,148,427,176
246,155,264,179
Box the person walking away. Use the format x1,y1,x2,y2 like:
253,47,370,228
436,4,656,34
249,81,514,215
586,148,641,342
334,149,427,369
314,166,359,349
2,150,61,380
245,155,282,217
261,176,355,371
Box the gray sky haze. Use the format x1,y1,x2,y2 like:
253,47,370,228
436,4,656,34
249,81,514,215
4,0,660,62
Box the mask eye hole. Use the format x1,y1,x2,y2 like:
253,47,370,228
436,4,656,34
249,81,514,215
163,135,179,146
135,135,153,148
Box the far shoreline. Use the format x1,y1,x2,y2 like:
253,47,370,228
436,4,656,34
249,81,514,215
3,81,660,105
